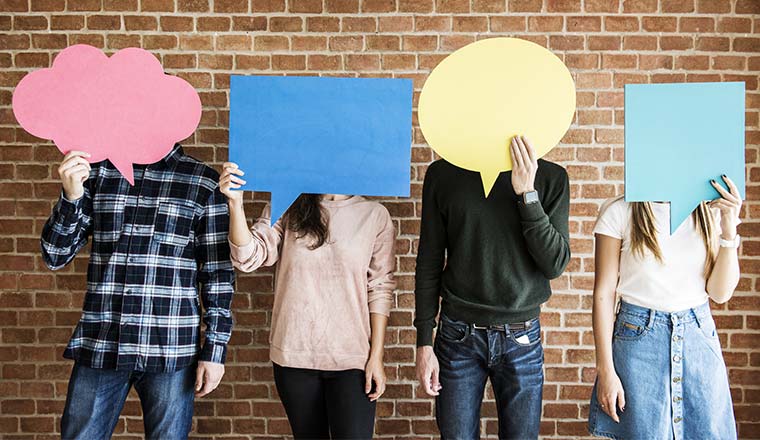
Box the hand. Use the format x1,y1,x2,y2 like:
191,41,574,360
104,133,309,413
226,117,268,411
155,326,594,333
365,355,386,402
596,368,625,423
415,345,441,397
219,162,246,205
710,175,742,240
58,150,91,201
195,361,225,398
510,135,538,196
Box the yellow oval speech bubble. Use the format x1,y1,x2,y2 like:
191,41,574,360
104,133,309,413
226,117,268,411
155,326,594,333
418,37,576,196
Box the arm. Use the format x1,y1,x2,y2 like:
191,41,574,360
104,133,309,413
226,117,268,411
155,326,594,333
41,151,94,270
366,313,388,402
592,233,626,422
195,187,236,366
219,162,283,273
511,137,570,278
414,164,445,397
511,136,570,279
365,210,396,401
413,164,447,347
706,176,743,302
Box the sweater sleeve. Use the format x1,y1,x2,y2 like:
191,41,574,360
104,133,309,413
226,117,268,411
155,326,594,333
229,204,284,273
414,164,447,346
517,165,571,280
367,208,397,317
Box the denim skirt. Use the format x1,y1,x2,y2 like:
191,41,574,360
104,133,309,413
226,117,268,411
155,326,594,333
588,301,736,440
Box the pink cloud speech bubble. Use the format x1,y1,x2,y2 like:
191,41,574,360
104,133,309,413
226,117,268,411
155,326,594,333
12,44,202,184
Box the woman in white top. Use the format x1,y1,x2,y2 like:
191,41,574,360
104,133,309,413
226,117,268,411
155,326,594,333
588,175,742,439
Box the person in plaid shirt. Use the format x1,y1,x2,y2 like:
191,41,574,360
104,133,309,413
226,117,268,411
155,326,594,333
41,144,235,440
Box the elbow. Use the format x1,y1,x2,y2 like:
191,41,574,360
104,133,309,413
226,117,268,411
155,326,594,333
544,247,571,280
708,289,735,304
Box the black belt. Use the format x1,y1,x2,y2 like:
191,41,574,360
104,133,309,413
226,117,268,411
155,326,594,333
471,320,534,331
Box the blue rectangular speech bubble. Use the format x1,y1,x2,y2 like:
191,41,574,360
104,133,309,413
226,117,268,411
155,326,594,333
624,82,745,234
229,75,413,223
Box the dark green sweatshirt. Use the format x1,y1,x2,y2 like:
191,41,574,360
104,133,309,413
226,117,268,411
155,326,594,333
414,159,571,346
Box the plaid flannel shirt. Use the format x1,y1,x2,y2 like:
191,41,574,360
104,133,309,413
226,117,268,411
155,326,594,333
41,144,235,372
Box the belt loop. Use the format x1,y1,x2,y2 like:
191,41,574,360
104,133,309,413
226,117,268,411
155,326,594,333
647,308,656,329
692,309,705,328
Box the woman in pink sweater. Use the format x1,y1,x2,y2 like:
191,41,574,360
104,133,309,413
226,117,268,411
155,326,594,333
219,162,396,440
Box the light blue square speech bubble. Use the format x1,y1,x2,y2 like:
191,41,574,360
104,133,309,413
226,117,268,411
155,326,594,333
229,75,413,223
625,82,745,234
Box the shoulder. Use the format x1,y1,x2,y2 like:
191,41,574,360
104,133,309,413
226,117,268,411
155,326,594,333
598,196,629,222
355,198,394,231
175,154,221,194
536,159,568,180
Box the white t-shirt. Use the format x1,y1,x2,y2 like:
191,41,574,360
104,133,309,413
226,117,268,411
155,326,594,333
593,197,715,312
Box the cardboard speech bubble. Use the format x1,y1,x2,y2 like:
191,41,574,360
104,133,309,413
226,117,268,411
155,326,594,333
624,82,746,234
229,75,413,223
418,37,576,197
12,44,201,184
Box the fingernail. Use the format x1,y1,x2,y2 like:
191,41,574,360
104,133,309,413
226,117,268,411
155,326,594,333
711,180,716,184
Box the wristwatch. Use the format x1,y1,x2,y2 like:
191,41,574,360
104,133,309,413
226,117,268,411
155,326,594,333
719,234,741,249
522,190,539,205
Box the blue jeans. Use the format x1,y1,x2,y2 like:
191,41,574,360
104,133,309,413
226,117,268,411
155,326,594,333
589,301,736,440
61,362,195,440
434,313,544,440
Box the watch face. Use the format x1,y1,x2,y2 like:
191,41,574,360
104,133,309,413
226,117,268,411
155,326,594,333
524,191,539,204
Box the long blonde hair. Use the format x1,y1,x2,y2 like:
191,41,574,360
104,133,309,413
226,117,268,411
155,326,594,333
630,201,718,277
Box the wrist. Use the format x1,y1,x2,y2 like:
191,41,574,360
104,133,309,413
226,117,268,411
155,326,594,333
720,228,737,241
596,362,615,375
228,198,244,210
63,190,84,202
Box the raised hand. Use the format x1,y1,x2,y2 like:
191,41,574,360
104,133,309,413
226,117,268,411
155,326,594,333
710,175,742,240
219,162,246,205
58,150,91,201
510,135,538,196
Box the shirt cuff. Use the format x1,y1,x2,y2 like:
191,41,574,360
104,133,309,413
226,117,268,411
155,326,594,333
56,191,84,218
228,237,255,263
199,341,228,364
517,199,547,222
416,325,434,347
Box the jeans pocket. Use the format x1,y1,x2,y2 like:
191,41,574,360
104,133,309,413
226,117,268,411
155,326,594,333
613,313,649,341
509,320,541,346
437,314,471,344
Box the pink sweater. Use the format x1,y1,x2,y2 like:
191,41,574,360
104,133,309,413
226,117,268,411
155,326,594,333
229,196,396,371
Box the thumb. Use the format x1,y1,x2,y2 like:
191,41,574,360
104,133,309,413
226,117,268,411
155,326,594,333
431,367,440,390
195,365,204,392
365,371,373,394
618,390,626,412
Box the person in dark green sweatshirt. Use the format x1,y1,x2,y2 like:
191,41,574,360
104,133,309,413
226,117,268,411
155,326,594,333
414,135,570,440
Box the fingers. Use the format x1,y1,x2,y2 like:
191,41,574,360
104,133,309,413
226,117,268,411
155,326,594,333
369,377,386,401
222,162,244,177
59,156,91,174
430,367,441,396
195,365,205,393
62,150,91,162
711,179,739,204
196,370,221,398
602,395,619,423
617,390,626,414
722,175,740,199
510,137,524,170
365,372,373,395
521,136,537,164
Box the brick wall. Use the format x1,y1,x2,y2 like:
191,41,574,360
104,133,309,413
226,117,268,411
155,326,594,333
0,0,758,438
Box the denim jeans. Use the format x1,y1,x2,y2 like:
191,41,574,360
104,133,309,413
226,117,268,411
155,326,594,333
61,362,195,440
589,301,736,440
434,313,544,440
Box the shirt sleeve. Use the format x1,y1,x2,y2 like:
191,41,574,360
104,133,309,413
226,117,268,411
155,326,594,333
367,207,397,317
228,204,284,273
40,184,95,270
594,198,627,240
414,164,447,346
196,187,236,364
518,165,571,280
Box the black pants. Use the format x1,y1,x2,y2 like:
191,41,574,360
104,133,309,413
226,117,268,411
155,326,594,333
273,363,376,439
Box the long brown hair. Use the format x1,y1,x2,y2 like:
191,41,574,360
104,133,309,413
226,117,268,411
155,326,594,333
284,194,329,250
630,200,718,277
